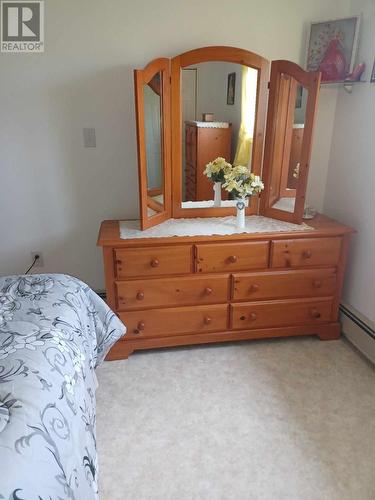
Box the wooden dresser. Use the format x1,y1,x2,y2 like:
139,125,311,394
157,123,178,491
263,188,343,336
97,215,354,360
184,121,232,201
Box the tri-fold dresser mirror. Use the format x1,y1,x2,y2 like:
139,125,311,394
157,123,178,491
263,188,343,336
134,46,321,229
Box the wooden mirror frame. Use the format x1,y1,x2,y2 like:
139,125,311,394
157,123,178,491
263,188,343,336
259,60,321,224
170,46,270,219
134,58,172,230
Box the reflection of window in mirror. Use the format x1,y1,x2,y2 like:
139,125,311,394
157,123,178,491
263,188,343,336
143,72,165,217
181,62,258,208
270,78,308,214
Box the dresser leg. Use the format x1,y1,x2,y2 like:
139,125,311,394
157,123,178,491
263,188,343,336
318,324,341,341
105,342,134,361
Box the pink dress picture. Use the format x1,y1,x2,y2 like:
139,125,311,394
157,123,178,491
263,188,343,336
307,17,360,83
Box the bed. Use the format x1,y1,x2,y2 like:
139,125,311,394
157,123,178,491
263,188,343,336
0,274,126,500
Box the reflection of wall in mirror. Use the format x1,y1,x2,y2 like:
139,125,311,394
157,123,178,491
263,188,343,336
194,62,241,163
144,85,162,190
288,126,304,189
289,86,307,189
294,86,307,124
181,69,197,200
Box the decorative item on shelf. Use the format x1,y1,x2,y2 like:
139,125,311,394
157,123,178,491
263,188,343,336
371,58,375,83
342,62,366,93
345,62,366,82
223,165,264,229
204,157,232,207
202,112,214,122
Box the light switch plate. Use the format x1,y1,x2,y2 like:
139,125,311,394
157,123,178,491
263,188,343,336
83,128,96,148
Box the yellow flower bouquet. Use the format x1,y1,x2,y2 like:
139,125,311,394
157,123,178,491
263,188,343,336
223,165,264,199
203,157,232,183
223,165,264,230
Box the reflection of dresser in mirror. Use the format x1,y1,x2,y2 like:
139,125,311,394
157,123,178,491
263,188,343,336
273,123,304,213
184,121,232,201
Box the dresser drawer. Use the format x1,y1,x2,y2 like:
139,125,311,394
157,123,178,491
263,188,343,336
119,304,228,338
271,237,341,268
115,245,192,278
231,298,333,330
232,268,337,301
196,242,269,273
116,275,229,310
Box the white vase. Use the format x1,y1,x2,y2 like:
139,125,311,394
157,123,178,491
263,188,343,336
213,182,222,207
236,199,246,230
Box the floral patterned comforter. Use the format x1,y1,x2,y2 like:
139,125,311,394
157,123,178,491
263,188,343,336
0,274,126,500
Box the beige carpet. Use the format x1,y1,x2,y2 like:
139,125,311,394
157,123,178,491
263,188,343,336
96,337,375,500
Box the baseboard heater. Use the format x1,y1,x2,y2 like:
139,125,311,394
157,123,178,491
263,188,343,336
96,289,375,364
340,303,375,364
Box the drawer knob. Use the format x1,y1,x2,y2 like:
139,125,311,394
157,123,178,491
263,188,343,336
302,250,312,259
250,284,260,292
136,291,145,301
310,309,321,319
249,312,257,321
133,321,145,334
116,259,122,265
313,280,322,289
150,259,159,268
204,316,212,325
135,321,146,331
228,255,237,263
204,287,213,295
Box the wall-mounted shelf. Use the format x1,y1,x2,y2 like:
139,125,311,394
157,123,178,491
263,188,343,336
321,80,367,94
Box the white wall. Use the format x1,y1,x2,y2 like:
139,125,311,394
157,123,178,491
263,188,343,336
0,0,349,290
323,0,375,322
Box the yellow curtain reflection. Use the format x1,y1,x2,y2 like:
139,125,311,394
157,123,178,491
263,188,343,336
233,66,258,167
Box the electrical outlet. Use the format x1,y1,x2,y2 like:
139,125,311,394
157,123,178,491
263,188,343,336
31,252,44,267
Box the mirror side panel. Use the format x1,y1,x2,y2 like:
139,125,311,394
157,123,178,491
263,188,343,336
134,58,172,230
260,60,321,224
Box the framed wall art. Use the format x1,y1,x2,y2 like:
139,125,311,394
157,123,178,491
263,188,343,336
227,72,236,105
306,16,361,83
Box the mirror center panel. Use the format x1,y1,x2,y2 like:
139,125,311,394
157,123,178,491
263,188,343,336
181,62,259,209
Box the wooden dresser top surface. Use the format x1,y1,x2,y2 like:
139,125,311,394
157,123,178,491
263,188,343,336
97,214,355,248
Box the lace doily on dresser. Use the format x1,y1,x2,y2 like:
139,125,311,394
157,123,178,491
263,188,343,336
119,216,314,239
187,121,230,128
